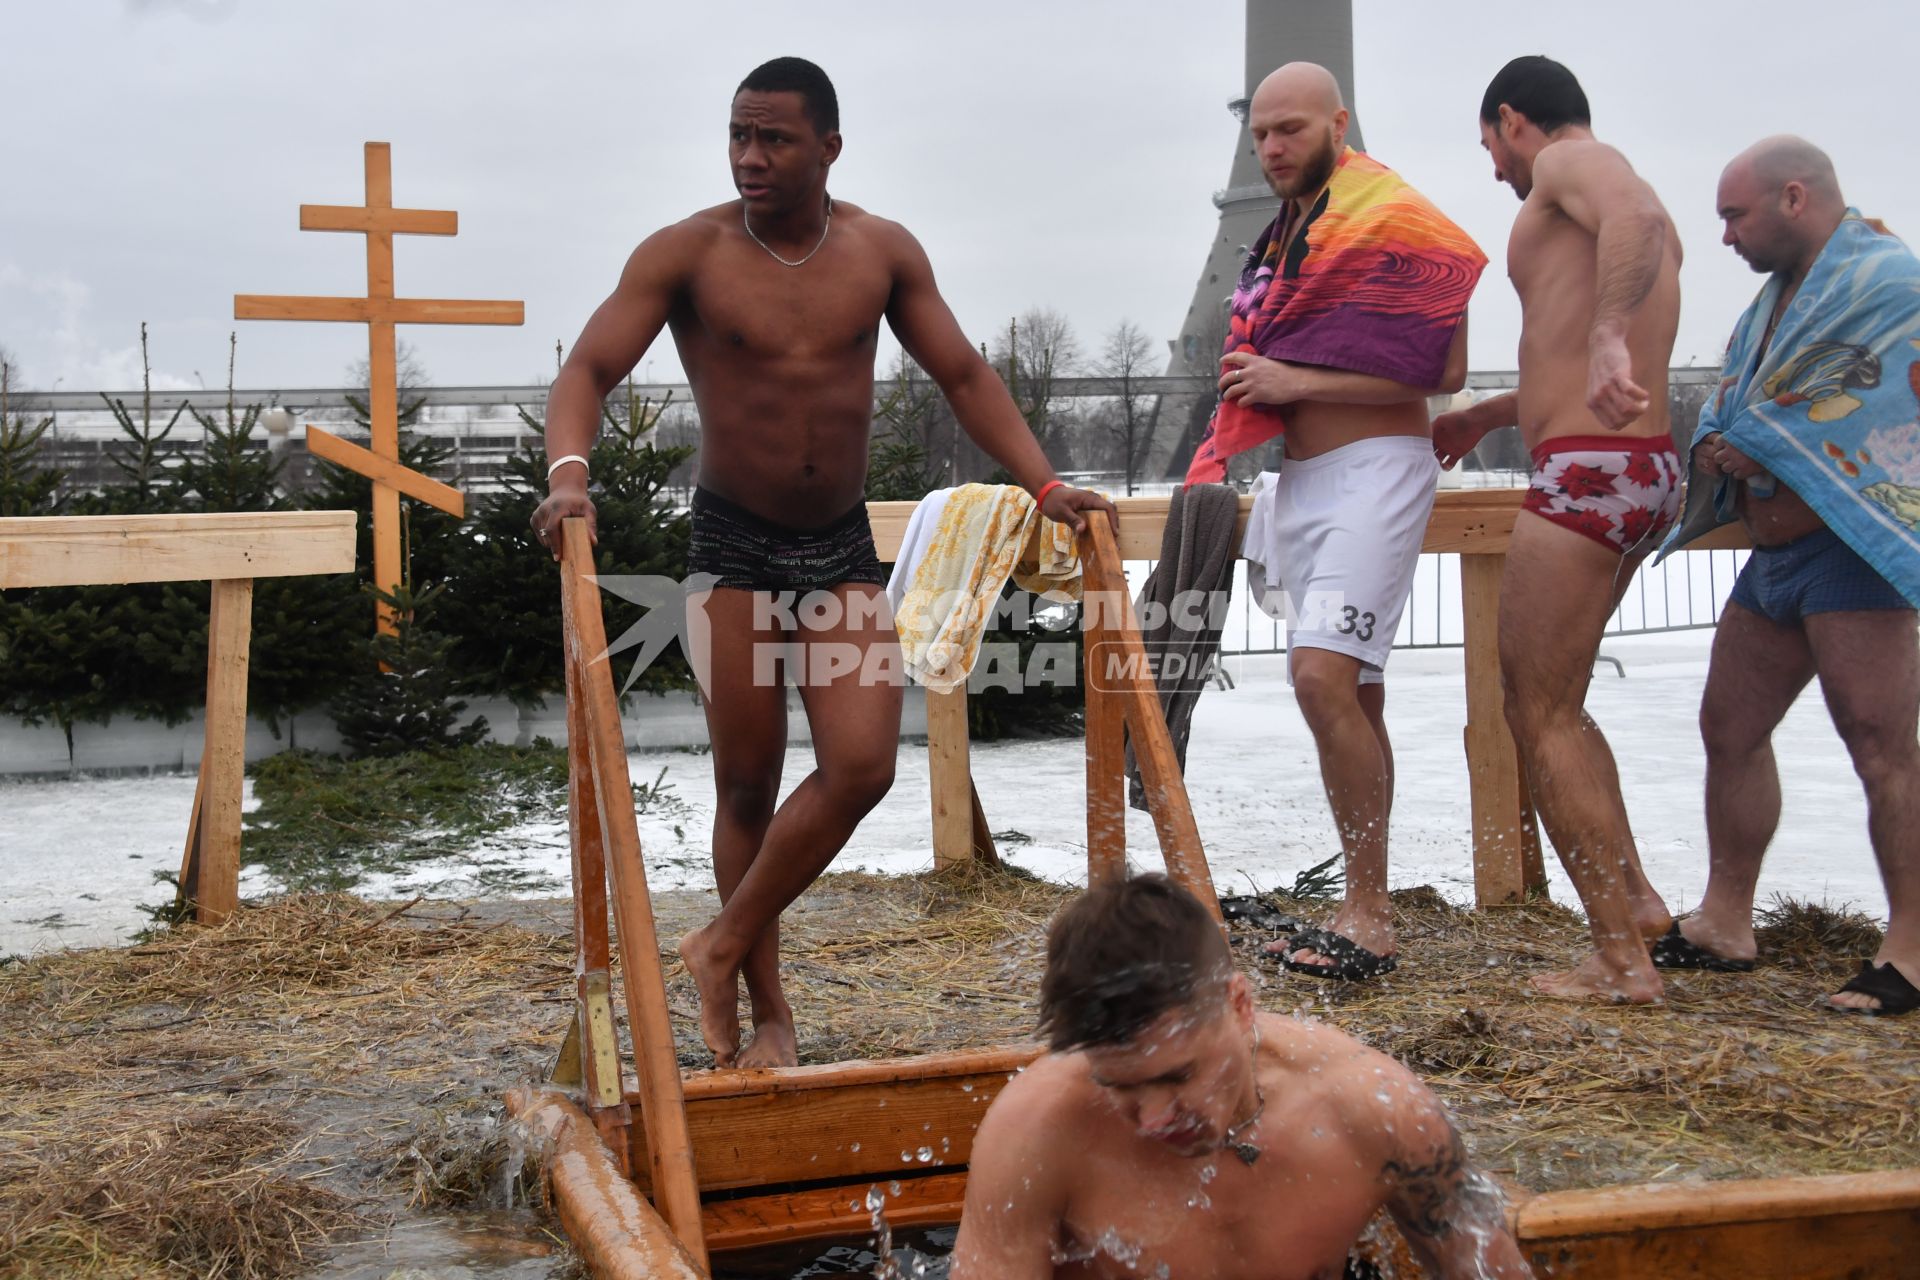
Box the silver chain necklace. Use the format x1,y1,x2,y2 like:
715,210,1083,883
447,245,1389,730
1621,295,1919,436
1222,1023,1265,1166
743,196,833,267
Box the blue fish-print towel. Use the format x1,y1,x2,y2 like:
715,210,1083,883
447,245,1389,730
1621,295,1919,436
1661,212,1920,606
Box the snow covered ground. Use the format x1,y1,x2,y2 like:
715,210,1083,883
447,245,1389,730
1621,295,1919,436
0,630,1891,957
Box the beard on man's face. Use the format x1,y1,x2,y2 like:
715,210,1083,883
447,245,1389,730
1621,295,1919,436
1275,128,1339,200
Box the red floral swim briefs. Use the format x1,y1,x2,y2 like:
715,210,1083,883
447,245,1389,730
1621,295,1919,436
1522,434,1683,556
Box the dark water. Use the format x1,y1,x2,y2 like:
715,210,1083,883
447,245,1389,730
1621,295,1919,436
712,1229,1392,1279
714,1227,956,1278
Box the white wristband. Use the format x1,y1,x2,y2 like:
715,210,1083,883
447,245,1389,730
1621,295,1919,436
547,454,589,481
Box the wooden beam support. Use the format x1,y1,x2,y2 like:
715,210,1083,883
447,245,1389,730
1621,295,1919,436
926,685,973,870
1460,553,1531,906
967,779,1001,867
631,1046,1039,1196
175,768,206,914
192,577,254,925
0,512,356,589
506,1088,705,1280
872,490,1544,561
1083,600,1127,888
305,425,466,516
703,1170,971,1253
873,488,1743,563
565,642,631,1165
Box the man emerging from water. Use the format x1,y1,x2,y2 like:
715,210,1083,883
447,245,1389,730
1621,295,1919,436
951,875,1533,1279
532,58,1109,1067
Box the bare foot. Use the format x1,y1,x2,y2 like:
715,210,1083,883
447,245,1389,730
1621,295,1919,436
677,927,742,1066
1635,908,1675,943
735,1015,798,1068
1531,951,1664,1004
1622,874,1672,942
1265,906,1394,969
1825,988,1881,1013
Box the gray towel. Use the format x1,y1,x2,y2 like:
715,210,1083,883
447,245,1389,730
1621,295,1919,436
1124,483,1241,810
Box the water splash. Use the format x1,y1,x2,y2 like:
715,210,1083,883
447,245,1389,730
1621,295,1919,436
864,1185,947,1279
496,1112,537,1211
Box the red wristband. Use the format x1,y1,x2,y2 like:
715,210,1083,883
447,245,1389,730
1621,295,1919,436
1033,479,1066,509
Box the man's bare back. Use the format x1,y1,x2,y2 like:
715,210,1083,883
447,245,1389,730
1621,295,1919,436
1508,139,1682,447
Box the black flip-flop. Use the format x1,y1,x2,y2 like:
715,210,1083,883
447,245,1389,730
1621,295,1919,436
1219,895,1303,935
1822,960,1920,1016
1648,922,1755,973
1273,928,1398,981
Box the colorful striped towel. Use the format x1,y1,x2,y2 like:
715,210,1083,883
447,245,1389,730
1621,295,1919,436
1186,148,1485,484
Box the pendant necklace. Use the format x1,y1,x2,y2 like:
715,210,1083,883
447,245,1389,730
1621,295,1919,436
744,196,833,267
1222,1024,1266,1166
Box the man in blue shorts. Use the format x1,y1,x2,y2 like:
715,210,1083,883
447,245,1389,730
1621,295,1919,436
1656,137,1920,1015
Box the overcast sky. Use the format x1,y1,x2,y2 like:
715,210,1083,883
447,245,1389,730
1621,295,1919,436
5,1,1917,394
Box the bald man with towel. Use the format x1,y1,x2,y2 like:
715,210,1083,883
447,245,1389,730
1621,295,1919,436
1655,137,1920,1015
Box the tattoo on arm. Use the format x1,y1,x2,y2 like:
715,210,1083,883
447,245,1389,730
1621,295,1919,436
1382,1124,1472,1243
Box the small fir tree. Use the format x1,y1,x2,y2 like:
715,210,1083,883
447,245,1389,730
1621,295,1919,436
176,334,284,513
435,382,694,708
0,361,61,518
330,579,489,756
97,322,187,512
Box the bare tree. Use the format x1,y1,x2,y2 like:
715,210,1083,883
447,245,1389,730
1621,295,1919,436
988,307,1082,457
345,338,433,397
1095,319,1157,494
875,348,960,484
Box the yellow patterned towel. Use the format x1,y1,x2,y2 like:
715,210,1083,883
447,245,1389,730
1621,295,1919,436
891,483,1082,692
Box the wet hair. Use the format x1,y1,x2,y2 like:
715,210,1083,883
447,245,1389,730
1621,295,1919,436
737,57,840,136
1479,55,1591,134
1037,875,1232,1053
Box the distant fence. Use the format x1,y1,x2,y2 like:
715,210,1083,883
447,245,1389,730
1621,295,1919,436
20,367,1722,494
1194,545,1748,659
24,371,1736,646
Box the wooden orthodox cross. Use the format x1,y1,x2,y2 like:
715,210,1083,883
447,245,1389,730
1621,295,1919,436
236,141,523,633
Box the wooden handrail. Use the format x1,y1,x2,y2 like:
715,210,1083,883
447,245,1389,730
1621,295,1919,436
868,489,1754,562
0,510,355,588
558,518,709,1272
1080,515,1222,919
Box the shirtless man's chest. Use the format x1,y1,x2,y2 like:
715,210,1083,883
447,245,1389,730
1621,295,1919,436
1731,287,1828,544
1055,1117,1381,1279
667,210,897,523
